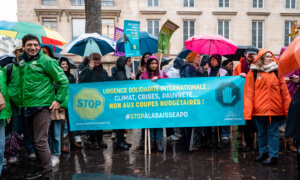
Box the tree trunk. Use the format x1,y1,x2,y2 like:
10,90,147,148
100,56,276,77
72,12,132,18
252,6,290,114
84,0,102,34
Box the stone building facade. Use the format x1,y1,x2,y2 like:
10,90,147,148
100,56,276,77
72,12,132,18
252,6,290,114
17,0,299,74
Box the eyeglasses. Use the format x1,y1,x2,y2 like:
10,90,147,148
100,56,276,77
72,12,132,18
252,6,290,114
265,56,273,58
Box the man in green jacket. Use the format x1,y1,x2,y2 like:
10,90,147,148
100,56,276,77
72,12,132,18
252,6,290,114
20,34,69,180
4,45,36,165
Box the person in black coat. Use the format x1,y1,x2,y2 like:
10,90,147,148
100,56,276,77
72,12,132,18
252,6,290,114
114,56,135,150
59,58,82,152
79,53,108,150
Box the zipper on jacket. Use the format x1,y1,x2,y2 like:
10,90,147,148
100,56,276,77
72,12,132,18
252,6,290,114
22,63,27,110
268,74,271,124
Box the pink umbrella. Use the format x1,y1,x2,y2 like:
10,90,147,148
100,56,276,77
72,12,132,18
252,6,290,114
185,34,238,55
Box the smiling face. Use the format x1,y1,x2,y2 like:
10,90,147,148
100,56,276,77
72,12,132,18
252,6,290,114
23,40,40,58
60,60,69,72
91,53,101,67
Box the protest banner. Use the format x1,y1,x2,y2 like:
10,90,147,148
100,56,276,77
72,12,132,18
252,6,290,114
157,20,179,54
69,76,245,131
114,27,125,57
124,20,140,57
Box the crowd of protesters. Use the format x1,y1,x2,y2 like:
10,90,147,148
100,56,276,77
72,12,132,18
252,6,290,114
0,33,300,180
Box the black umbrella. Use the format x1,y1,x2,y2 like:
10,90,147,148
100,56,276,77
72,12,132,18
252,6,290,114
160,57,173,68
53,52,77,69
0,53,15,68
224,45,259,61
177,47,193,59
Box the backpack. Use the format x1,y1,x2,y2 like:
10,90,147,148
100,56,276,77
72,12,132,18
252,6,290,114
6,63,13,86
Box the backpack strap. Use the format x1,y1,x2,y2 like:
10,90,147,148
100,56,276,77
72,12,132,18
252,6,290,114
253,70,258,82
6,63,13,86
274,70,278,79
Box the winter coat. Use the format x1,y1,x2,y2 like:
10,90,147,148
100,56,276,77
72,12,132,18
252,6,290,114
207,67,227,77
243,49,291,120
180,63,202,78
79,64,108,83
19,50,69,109
140,70,168,80
3,58,21,107
115,56,132,81
0,66,12,120
285,87,300,140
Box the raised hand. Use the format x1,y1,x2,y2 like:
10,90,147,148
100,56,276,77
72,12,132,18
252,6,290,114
223,87,236,104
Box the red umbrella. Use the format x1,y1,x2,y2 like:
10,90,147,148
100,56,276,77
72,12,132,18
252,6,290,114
278,35,300,78
184,34,238,55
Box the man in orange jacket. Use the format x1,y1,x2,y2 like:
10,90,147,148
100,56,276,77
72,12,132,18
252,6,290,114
233,47,257,152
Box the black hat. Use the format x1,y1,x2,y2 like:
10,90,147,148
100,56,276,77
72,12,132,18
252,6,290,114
246,47,258,55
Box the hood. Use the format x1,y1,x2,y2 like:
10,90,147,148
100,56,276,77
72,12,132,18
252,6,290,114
201,55,210,66
180,62,196,74
111,66,118,76
116,56,127,71
59,57,72,73
210,54,222,68
173,57,184,70
12,57,19,66
253,49,278,64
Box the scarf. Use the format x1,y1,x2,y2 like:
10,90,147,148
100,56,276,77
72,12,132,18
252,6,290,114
250,61,278,73
93,66,103,79
241,58,250,74
125,65,132,79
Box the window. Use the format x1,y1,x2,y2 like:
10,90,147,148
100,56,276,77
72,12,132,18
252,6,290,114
218,20,230,39
71,0,114,6
219,0,229,7
148,0,159,7
286,0,296,8
102,19,115,39
253,0,263,8
72,0,84,6
183,20,195,46
72,19,115,39
184,0,194,7
285,21,296,46
43,18,57,31
102,0,114,6
72,19,85,38
252,21,263,49
42,0,56,5
147,20,160,37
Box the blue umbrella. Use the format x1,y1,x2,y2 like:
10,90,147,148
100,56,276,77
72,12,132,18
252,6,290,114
40,44,62,53
116,31,158,55
65,33,116,57
177,47,193,59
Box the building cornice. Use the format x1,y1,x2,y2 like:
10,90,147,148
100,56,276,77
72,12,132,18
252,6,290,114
176,11,202,15
140,10,167,15
280,12,300,16
246,12,271,16
34,9,63,22
212,11,237,15
34,9,122,22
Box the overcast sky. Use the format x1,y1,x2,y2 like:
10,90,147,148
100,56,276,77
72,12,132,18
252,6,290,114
0,0,17,21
